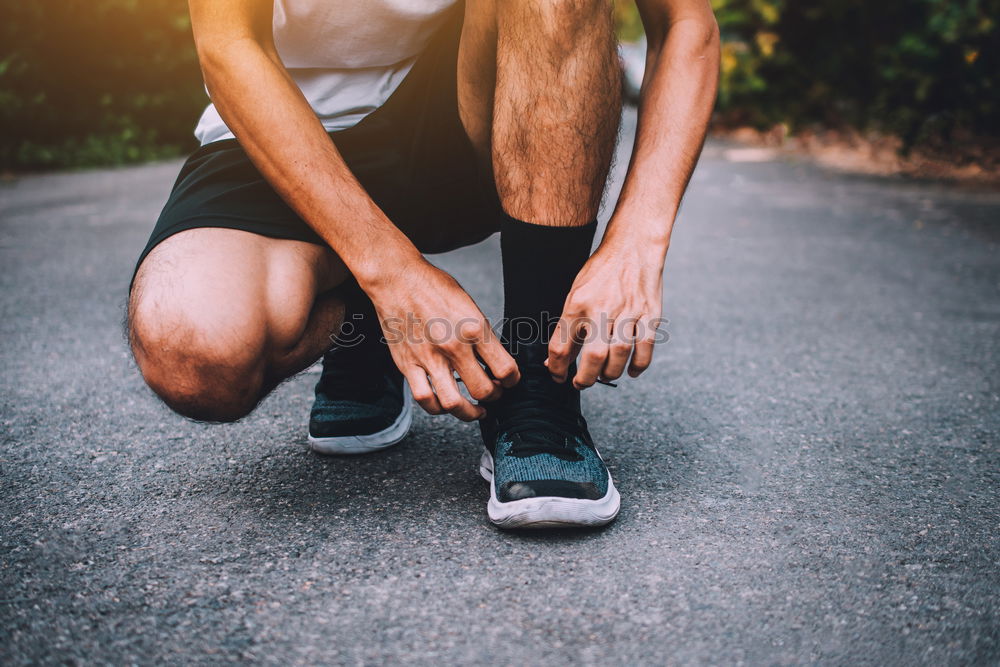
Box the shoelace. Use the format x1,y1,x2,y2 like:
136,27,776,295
493,371,589,460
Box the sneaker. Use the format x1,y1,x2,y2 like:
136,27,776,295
478,345,620,528
308,299,412,455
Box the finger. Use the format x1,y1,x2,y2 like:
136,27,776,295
547,316,583,382
452,351,502,402
574,341,609,389
405,367,442,415
429,366,484,422
474,329,520,389
601,317,636,381
628,318,658,377
573,317,611,389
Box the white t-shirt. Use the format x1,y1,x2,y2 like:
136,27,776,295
194,0,458,145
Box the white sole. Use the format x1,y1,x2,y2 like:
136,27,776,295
478,449,621,529
308,380,413,455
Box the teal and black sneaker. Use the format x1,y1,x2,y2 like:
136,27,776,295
308,298,412,455
478,345,620,528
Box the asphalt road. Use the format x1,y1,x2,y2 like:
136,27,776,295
2,110,999,664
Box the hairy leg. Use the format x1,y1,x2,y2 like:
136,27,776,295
489,0,622,227
128,228,348,422
459,0,623,351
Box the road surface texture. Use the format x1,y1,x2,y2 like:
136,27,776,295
2,110,998,664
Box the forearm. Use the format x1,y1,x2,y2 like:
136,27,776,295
602,17,720,258
198,39,423,289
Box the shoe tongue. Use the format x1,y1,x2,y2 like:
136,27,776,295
512,346,579,411
502,344,581,446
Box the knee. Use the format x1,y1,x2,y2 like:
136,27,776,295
128,296,267,423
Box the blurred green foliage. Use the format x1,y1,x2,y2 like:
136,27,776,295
702,0,998,145
1,0,996,169
0,0,204,170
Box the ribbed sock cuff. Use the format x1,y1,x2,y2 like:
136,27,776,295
500,214,597,350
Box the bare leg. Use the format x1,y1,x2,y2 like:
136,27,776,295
459,0,622,227
128,228,349,422
457,0,497,169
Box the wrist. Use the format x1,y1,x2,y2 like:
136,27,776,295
352,241,426,295
598,215,671,264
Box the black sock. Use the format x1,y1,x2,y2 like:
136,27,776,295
500,214,597,356
327,283,386,358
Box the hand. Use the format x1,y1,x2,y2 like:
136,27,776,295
546,241,664,389
366,258,520,421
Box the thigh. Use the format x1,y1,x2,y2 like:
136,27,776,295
132,138,332,285
129,227,347,361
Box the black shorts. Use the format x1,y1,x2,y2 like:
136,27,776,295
135,4,501,278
